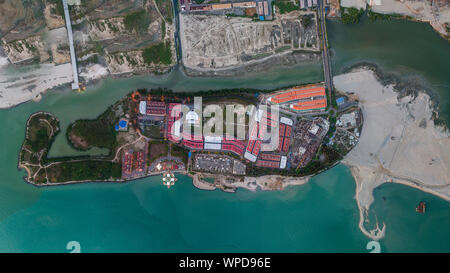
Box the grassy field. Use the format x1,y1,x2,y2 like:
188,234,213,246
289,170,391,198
148,141,169,165
123,9,151,33
273,0,300,14
143,124,164,139
142,41,172,65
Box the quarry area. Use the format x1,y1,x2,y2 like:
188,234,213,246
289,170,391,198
179,9,321,76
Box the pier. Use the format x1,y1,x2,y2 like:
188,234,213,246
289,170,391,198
62,0,79,90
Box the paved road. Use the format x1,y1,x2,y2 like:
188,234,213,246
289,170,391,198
317,0,333,106
172,0,182,64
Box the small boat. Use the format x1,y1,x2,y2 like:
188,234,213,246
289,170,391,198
416,201,426,214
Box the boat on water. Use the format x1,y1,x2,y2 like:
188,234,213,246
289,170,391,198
416,201,426,214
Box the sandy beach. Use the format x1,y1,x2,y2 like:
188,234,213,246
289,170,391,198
0,63,73,109
334,68,450,240
0,55,9,67
79,64,109,82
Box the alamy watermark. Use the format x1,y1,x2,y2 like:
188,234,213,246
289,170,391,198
168,97,281,152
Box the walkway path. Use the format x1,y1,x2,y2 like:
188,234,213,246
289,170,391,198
62,0,79,90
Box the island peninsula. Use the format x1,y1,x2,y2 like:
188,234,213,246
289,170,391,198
18,83,362,191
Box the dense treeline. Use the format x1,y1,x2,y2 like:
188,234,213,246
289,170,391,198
341,7,364,24
67,106,118,152
273,0,300,14
47,161,122,183
367,10,403,22
135,83,315,99
171,144,190,165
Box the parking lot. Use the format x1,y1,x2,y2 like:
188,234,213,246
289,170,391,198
193,154,246,175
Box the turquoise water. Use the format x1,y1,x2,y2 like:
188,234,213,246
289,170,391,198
0,19,449,252
371,184,450,253
0,166,370,252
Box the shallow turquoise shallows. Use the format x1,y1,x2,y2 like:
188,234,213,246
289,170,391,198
0,18,449,252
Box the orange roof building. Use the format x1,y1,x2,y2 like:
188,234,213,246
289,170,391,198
268,84,327,112
212,3,232,10
233,1,257,8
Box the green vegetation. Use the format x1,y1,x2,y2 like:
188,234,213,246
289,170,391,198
161,20,166,40
142,41,172,65
274,0,300,14
275,46,291,53
79,54,99,66
47,161,122,183
341,7,364,24
296,146,342,176
30,127,50,151
124,10,151,33
19,102,129,184
47,0,64,17
367,10,402,21
155,0,174,23
301,14,313,28
23,113,60,157
148,141,168,165
106,19,119,33
171,144,189,165
92,41,106,56
144,124,164,139
67,107,117,151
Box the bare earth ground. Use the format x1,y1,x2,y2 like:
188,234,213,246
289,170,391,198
192,173,310,192
0,63,73,109
334,68,450,240
179,11,320,75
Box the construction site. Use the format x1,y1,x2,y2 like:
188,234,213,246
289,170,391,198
179,2,320,75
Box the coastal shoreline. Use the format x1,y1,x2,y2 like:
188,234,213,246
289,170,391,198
339,61,449,130
182,51,322,78
334,67,450,241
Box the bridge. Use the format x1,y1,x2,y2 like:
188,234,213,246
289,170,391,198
317,0,334,106
62,0,79,90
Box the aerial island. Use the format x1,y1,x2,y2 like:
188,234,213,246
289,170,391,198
5,0,449,241
18,83,363,191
